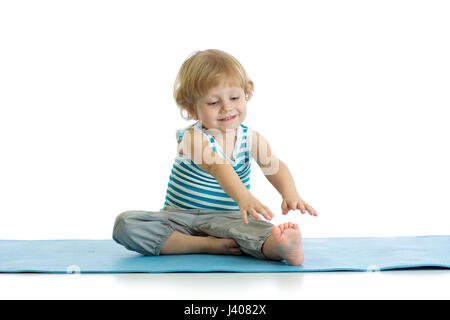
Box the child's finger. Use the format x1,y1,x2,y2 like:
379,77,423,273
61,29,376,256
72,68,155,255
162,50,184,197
258,206,272,220
263,205,275,218
248,208,262,222
305,203,317,216
288,201,297,211
241,210,249,224
281,200,289,215
298,202,306,214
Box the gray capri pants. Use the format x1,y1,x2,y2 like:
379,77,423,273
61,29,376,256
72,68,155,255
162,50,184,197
112,206,274,259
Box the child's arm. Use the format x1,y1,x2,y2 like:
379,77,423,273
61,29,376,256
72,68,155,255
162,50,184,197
251,130,318,216
180,129,274,224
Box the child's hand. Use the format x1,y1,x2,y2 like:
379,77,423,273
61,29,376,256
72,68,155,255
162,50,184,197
281,193,318,216
237,196,274,224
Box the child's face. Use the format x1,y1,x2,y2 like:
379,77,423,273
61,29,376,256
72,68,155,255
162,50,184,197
194,79,247,133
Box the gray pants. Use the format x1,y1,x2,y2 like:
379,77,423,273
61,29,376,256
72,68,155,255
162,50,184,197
112,206,274,259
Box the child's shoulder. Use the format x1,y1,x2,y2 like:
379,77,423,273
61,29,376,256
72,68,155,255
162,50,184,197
176,123,211,156
175,124,192,143
248,128,273,159
174,122,202,143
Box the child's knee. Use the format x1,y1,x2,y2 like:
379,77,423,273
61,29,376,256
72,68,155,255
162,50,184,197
112,210,136,243
112,210,173,256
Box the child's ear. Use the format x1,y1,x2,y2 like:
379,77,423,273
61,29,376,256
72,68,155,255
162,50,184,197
188,104,198,119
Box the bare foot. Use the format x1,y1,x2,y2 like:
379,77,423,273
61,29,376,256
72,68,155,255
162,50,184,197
271,222,304,266
203,236,242,255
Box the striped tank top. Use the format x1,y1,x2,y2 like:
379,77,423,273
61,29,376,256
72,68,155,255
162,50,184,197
163,121,252,211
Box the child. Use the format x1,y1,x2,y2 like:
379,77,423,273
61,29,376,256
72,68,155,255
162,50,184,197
112,49,317,266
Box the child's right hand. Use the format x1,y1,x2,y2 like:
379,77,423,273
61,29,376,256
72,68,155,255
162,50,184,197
237,195,274,224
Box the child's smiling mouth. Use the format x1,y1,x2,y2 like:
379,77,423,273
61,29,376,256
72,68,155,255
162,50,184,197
218,114,238,122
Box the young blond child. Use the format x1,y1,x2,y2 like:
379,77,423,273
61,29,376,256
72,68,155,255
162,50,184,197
113,49,317,266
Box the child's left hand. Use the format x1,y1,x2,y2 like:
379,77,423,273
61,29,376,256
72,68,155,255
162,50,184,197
281,194,318,216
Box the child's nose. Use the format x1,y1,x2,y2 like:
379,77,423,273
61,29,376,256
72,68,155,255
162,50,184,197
221,102,233,112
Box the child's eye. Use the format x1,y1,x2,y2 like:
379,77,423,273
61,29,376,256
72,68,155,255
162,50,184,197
207,97,239,106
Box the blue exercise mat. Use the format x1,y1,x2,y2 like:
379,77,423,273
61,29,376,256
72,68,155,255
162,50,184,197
0,236,449,273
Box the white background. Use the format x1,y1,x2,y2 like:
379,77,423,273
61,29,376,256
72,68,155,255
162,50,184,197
0,0,449,300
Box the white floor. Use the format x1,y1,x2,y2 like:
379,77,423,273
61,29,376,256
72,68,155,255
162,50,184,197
1,269,449,300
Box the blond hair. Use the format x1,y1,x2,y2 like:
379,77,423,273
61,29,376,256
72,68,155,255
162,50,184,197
173,49,255,120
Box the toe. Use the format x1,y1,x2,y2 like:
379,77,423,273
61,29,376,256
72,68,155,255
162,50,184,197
271,225,281,240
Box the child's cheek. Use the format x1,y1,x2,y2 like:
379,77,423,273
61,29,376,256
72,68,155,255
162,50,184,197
199,108,217,125
239,106,247,121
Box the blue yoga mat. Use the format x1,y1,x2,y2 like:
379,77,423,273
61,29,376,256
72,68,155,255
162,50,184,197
1,236,449,273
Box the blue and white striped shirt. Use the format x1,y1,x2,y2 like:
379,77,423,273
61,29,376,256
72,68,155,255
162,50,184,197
163,121,252,211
